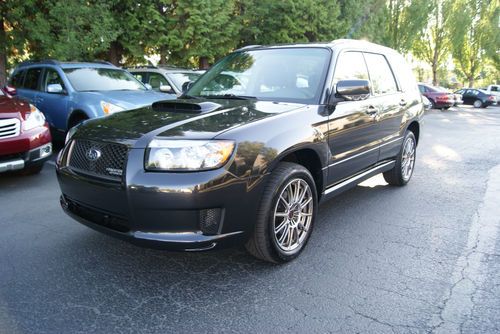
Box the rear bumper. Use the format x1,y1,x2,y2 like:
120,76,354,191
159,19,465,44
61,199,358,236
56,148,267,250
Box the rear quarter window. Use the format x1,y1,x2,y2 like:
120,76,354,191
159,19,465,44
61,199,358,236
9,70,26,88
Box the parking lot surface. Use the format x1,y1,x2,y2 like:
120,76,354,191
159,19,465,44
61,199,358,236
1,106,500,334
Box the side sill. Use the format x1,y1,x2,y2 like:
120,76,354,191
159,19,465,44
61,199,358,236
321,160,395,200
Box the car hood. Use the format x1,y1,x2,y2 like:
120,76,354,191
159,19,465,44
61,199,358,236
73,99,306,147
0,95,30,119
77,90,171,110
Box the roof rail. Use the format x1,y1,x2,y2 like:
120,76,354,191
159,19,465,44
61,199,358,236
235,45,261,51
124,65,158,69
18,59,60,67
92,60,115,66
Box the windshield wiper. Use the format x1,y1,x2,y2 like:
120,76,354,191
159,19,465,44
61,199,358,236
202,94,257,100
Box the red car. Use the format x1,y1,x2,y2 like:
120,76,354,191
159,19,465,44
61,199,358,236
418,83,455,109
0,88,52,174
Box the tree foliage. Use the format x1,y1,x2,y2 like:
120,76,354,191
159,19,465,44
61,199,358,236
0,0,498,87
448,0,499,87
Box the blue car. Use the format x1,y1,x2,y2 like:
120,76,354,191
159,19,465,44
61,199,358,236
7,60,172,137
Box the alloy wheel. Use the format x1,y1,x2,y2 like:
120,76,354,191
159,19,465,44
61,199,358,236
401,137,416,181
273,178,314,252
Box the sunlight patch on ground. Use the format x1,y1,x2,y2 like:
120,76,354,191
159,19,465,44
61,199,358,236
432,144,462,162
358,174,387,188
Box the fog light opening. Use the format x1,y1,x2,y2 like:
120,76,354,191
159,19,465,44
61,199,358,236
199,208,223,235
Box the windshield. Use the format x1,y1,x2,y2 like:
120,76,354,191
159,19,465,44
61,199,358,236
187,48,331,103
64,68,146,92
167,72,202,91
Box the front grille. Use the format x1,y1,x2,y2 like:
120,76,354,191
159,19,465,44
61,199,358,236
0,118,21,139
199,208,223,235
68,139,128,181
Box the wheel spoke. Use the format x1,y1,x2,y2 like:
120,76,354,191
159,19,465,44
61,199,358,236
278,226,289,244
275,219,288,233
300,196,312,209
275,212,288,218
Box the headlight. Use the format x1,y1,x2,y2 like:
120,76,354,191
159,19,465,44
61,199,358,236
23,105,46,131
100,101,124,115
65,125,79,144
145,139,235,171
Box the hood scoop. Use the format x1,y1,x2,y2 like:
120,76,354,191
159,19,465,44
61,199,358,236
152,100,222,114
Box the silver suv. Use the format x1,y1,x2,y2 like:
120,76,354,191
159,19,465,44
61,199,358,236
128,66,203,96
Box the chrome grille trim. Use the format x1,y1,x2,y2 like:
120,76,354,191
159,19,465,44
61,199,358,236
0,118,21,139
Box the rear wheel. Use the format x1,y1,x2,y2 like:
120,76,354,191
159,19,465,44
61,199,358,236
245,162,317,263
383,131,416,186
429,99,436,109
473,99,483,108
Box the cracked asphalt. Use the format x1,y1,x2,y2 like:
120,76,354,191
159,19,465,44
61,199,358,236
1,105,499,334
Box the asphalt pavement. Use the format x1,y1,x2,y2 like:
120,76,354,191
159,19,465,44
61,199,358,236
1,105,499,334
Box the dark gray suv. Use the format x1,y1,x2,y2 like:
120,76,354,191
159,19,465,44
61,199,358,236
57,40,424,263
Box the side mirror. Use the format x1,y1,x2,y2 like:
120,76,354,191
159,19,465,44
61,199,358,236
159,85,174,93
3,85,17,96
144,83,153,90
336,79,370,101
182,81,194,93
47,83,64,94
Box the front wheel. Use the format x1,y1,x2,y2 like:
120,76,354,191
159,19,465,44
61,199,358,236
383,131,417,186
245,162,317,263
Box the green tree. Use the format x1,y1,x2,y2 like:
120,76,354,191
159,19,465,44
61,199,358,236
449,0,499,87
384,0,433,52
0,0,33,86
412,0,453,85
27,0,118,61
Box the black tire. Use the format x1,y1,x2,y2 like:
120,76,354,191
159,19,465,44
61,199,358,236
443,106,450,110
245,162,317,263
429,99,436,109
383,131,416,186
473,99,483,108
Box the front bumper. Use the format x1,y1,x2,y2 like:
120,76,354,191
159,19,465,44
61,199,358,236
56,148,266,251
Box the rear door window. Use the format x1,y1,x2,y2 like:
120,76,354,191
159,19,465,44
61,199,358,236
24,68,42,90
364,53,398,95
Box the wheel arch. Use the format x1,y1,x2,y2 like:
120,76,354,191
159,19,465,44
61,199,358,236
406,121,420,145
271,146,325,200
67,110,89,130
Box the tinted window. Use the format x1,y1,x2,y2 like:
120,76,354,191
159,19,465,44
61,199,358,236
63,68,146,92
418,85,426,94
364,53,398,95
24,68,42,90
333,51,369,84
10,70,25,88
43,68,65,91
148,72,171,90
188,48,331,104
491,86,499,92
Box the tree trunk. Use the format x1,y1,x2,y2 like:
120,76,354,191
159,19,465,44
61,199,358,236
107,41,123,66
159,47,167,65
0,16,7,87
468,77,474,88
432,66,438,86
199,56,209,70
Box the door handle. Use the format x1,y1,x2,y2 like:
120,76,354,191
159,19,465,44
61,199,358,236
399,99,407,106
366,105,378,115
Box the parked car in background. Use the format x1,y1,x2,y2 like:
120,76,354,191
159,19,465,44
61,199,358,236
57,40,424,263
483,84,500,103
422,95,432,111
0,89,52,174
438,86,463,106
6,60,171,139
455,88,496,108
129,66,203,96
418,83,454,109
